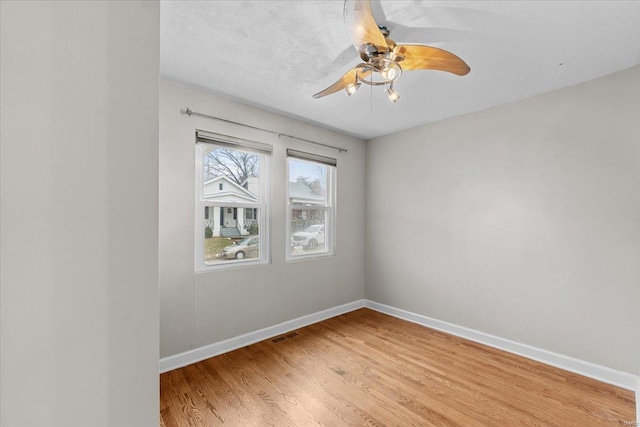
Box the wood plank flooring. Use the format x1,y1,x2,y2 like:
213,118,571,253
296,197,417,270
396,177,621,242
160,308,636,426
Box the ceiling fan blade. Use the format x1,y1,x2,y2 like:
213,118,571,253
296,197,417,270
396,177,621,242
395,45,471,76
312,67,370,99
344,0,389,54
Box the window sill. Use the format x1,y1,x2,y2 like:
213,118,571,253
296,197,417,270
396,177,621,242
194,258,270,274
285,252,335,263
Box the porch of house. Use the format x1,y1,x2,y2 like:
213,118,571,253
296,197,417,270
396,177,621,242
204,206,258,238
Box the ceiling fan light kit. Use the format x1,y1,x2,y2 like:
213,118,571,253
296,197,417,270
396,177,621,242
313,0,470,104
386,83,400,103
345,81,360,96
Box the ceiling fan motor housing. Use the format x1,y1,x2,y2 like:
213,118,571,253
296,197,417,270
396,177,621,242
360,44,382,61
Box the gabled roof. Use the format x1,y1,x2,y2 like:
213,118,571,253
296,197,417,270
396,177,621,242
203,175,258,203
288,181,325,205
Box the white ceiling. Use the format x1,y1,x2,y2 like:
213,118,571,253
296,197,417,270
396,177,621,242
161,1,640,139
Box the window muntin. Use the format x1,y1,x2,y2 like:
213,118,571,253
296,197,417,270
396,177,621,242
287,156,335,259
196,143,268,269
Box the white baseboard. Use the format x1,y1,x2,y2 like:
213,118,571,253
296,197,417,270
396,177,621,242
159,299,365,374
364,300,639,392
160,297,638,401
636,377,639,425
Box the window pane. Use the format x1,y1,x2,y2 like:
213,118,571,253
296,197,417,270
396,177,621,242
204,207,261,265
203,146,260,203
244,208,257,220
288,158,328,206
290,209,327,256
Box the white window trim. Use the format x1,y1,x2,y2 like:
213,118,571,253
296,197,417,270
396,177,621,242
285,156,336,262
195,142,270,272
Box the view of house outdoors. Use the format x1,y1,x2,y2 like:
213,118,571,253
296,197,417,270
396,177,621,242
200,147,332,264
202,147,262,264
288,158,330,256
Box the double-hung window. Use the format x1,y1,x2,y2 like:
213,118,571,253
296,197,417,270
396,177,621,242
286,149,336,260
195,130,270,270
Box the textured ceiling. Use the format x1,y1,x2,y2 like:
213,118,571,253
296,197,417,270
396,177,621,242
161,1,640,139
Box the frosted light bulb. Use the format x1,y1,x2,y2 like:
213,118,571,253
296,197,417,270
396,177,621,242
387,86,400,103
381,67,396,80
345,81,360,96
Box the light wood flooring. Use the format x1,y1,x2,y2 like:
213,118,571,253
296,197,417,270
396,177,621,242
160,308,636,426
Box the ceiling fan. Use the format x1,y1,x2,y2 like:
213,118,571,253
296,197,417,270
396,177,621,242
313,0,471,103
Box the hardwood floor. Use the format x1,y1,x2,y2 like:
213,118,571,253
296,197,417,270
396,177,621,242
160,308,636,426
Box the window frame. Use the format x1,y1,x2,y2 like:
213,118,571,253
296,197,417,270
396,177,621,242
285,153,336,261
195,138,270,272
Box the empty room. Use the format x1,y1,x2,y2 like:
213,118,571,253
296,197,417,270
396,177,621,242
1,1,639,426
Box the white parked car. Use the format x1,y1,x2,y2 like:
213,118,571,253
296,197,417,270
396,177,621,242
291,224,325,250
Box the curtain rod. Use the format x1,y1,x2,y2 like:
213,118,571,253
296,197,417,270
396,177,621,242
181,108,348,153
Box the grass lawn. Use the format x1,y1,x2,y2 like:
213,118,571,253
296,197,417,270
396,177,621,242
204,237,234,261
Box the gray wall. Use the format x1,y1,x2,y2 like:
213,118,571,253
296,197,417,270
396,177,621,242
366,66,640,375
159,81,366,358
1,2,159,426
